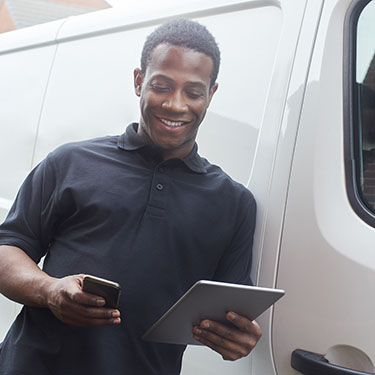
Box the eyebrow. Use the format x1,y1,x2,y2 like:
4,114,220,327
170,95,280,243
151,74,207,89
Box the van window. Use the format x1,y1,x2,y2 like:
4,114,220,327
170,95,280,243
351,0,375,214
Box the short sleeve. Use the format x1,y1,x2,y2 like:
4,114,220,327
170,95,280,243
213,192,257,285
0,154,60,263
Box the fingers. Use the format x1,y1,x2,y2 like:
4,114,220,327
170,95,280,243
50,300,121,327
226,312,262,338
193,323,251,360
70,287,106,307
46,275,121,327
192,313,262,361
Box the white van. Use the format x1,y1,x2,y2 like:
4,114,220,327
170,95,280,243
0,0,374,374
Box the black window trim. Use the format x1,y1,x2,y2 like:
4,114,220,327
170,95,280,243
344,0,375,227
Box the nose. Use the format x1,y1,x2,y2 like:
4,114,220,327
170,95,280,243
161,90,188,113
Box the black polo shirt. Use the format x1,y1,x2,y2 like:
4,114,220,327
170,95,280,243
0,123,256,375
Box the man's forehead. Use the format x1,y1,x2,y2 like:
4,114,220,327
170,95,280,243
146,43,214,79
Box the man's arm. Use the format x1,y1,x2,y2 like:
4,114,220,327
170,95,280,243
0,245,120,327
193,312,262,360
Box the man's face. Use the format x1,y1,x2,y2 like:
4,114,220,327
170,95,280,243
134,43,218,160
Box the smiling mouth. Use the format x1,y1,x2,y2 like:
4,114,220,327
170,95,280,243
158,117,189,128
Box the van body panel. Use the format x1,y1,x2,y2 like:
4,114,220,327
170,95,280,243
54,0,280,44
32,0,283,186
0,29,60,342
0,46,57,218
250,0,326,374
0,19,64,55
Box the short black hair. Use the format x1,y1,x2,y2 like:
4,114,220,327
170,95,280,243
141,19,220,87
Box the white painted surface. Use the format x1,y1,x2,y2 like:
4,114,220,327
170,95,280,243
251,0,326,373
33,1,282,186
0,22,60,340
0,17,64,54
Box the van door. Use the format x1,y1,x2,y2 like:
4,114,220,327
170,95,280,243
272,0,375,373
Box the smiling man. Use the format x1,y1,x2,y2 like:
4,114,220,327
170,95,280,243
0,19,260,374
134,42,218,160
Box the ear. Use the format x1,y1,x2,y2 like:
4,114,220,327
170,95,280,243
134,68,144,97
207,83,218,107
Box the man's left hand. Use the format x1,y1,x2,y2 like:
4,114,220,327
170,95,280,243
192,312,262,361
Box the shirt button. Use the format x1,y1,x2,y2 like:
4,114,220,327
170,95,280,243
156,183,164,191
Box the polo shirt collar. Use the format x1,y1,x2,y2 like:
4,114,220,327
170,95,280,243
118,123,207,174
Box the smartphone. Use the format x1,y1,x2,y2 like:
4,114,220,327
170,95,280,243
82,275,122,308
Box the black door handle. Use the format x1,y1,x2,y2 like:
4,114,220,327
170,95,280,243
291,349,375,375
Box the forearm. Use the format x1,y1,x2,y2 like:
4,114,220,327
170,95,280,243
0,245,121,327
0,245,54,307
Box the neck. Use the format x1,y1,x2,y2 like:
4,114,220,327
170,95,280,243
136,122,195,160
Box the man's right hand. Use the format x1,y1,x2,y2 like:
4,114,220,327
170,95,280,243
0,246,121,327
45,274,121,327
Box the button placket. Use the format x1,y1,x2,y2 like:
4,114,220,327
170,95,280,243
145,164,169,216
155,163,167,193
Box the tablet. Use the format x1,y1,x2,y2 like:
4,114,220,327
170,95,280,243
142,280,285,345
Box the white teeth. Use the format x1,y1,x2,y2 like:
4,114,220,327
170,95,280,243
159,118,184,127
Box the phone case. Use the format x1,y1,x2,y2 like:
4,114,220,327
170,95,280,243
82,275,122,308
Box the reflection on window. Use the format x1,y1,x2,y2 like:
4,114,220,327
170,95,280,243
356,1,375,211
0,0,110,34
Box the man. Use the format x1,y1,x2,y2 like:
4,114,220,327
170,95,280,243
0,19,261,374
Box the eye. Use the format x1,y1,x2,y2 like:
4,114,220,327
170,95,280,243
186,91,204,99
151,84,170,93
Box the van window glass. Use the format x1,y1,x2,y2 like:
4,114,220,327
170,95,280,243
355,1,375,211
0,0,110,34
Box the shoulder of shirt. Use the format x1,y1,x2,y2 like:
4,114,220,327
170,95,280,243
47,135,119,161
200,156,255,202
